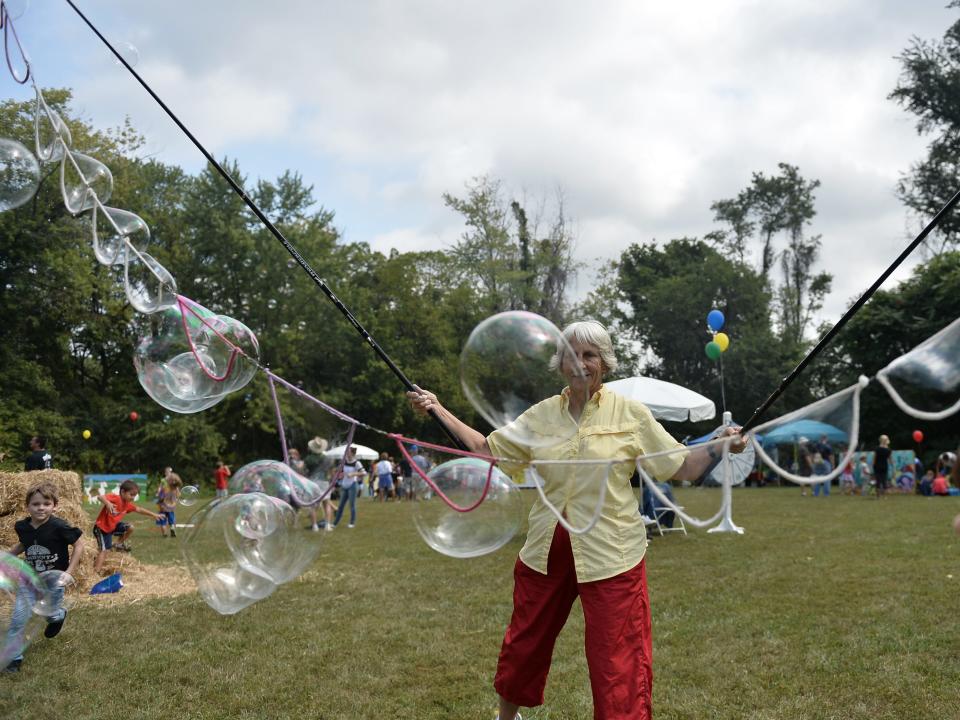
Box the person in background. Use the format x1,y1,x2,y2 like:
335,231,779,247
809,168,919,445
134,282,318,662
24,435,53,471
375,452,395,502
873,435,892,498
213,460,231,499
811,452,832,497
797,437,813,496
156,473,182,537
816,434,835,467
840,459,855,494
932,471,950,496
333,447,365,529
408,445,431,501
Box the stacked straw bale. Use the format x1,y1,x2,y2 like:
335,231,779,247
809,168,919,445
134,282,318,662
2,470,193,601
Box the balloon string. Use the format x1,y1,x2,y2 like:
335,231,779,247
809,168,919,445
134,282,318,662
719,353,727,415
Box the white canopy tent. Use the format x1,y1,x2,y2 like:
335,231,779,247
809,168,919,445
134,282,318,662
322,444,379,461
605,376,716,422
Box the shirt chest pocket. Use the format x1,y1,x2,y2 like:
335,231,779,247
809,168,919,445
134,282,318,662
578,424,638,462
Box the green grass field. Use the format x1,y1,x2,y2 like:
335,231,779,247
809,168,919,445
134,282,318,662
3,487,959,720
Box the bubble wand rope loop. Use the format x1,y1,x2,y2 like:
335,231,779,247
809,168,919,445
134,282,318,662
391,434,495,513
62,0,467,451
741,184,960,433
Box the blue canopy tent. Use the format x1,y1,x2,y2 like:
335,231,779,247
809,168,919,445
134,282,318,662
760,419,848,447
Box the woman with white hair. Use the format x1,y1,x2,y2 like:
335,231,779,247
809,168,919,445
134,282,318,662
409,319,745,720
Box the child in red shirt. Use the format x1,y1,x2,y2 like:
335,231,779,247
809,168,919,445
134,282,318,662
213,460,231,499
93,479,163,573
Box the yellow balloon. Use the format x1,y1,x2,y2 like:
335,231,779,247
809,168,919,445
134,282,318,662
82,429,92,440
715,332,730,352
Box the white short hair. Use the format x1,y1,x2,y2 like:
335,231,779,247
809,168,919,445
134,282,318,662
549,320,618,375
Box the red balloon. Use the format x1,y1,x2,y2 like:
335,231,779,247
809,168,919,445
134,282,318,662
129,411,139,422
912,430,923,443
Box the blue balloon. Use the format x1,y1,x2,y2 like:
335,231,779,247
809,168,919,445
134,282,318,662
707,309,725,332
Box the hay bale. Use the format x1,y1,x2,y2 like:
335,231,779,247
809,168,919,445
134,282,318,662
0,470,83,515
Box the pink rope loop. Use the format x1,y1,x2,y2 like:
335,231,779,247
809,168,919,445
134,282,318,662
390,433,496,513
176,295,241,382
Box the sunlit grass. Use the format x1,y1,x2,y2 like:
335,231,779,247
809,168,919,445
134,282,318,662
2,487,959,719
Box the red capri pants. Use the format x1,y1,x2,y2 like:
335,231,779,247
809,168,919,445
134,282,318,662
493,524,653,720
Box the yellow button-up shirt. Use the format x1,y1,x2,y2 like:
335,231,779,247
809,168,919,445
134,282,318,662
487,385,684,583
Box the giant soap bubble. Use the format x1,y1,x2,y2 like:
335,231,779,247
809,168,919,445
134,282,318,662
412,457,524,558
31,570,77,618
124,246,177,313
134,299,260,414
0,553,45,667
229,459,325,508
460,311,585,452
181,491,323,614
0,139,40,212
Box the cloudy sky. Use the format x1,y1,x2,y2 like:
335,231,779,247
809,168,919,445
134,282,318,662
6,1,955,323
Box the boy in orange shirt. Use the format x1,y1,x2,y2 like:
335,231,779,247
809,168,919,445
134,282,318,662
93,479,163,573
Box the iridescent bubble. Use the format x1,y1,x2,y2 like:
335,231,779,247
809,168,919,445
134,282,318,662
0,139,40,212
180,485,200,506
34,89,72,163
4,0,31,20
91,206,150,266
412,457,523,558
286,258,297,269
31,570,77,618
229,459,324,507
267,299,277,310
113,41,140,68
460,311,585,452
134,300,260,414
60,151,113,215
233,494,280,539
123,246,177,313
0,552,45,667
181,492,323,614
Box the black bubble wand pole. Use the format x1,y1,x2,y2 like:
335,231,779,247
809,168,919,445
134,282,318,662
63,0,467,450
741,184,960,433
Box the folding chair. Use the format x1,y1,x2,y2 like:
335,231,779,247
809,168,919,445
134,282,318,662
642,506,687,536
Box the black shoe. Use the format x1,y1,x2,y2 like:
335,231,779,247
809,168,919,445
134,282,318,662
3,658,21,673
45,611,66,638
170,528,176,538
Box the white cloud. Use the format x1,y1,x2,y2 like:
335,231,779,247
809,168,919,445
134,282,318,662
18,0,956,327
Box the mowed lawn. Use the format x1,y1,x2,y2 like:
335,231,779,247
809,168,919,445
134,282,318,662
3,487,959,720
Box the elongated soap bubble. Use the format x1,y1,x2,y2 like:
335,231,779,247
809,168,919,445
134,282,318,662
34,89,72,163
60,152,113,215
0,139,40,212
412,457,523,558
460,311,585,452
876,317,960,420
91,206,150,266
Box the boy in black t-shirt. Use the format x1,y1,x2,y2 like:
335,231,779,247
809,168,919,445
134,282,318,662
3,482,84,673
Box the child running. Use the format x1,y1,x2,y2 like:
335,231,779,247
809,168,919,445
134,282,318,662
156,473,183,538
93,479,164,573
4,482,84,673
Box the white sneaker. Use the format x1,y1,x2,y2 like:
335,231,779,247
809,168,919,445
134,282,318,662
348,524,355,528
311,525,320,532
326,525,334,532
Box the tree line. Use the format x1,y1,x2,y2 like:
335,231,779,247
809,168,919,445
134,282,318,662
2,12,960,480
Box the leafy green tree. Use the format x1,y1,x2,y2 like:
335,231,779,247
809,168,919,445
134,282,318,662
443,175,579,322
890,3,960,256
710,163,831,345
592,238,799,428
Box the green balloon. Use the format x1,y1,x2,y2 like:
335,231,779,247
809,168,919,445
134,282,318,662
705,341,722,361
